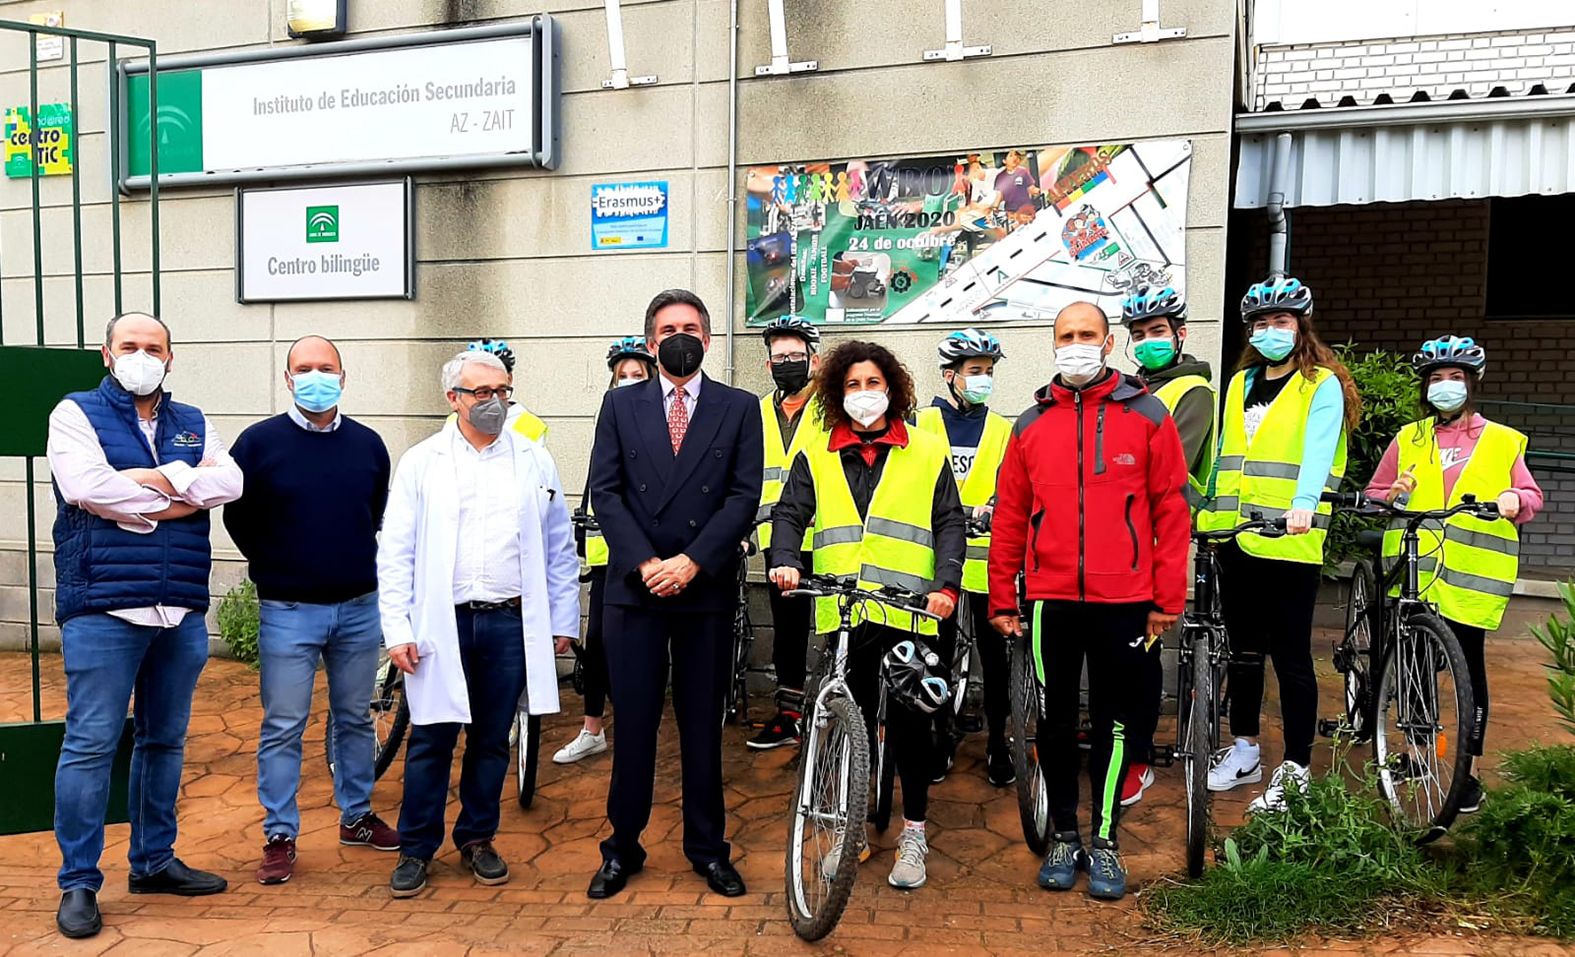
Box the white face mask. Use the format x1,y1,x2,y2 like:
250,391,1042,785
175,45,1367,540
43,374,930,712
843,389,890,428
616,377,644,388
111,349,168,397
1055,342,1106,387
958,374,994,404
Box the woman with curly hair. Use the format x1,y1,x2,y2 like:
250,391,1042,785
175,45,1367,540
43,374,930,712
766,339,967,892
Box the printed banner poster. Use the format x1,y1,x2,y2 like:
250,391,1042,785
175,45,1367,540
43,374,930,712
591,181,669,250
744,140,1191,326
4,103,73,178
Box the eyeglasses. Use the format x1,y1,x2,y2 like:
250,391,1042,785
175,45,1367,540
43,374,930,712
453,386,514,402
769,352,810,365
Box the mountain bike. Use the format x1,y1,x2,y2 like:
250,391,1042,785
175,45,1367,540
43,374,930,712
729,540,758,726
325,648,409,782
1318,491,1495,840
1006,573,1050,856
781,574,939,941
1174,515,1285,878
937,516,993,755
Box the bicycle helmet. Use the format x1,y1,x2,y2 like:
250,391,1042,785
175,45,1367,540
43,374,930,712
936,328,1005,368
1413,335,1487,379
761,314,821,350
1240,275,1314,321
606,335,656,370
467,338,516,374
881,640,952,715
1120,283,1188,326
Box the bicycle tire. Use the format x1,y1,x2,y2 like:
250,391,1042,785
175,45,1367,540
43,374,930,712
1183,627,1214,878
325,653,409,782
729,624,753,726
516,713,543,810
872,697,896,832
785,693,870,941
1372,611,1475,841
1341,558,1378,742
1007,633,1050,855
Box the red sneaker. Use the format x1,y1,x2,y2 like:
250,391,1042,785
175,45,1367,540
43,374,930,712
341,813,400,851
1119,764,1155,808
256,835,296,885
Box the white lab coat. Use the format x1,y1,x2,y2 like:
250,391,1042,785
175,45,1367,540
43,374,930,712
377,421,581,725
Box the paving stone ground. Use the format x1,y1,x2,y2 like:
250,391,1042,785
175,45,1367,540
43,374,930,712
1,632,1571,956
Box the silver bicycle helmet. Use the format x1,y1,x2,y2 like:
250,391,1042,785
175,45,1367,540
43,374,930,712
1120,283,1188,326
936,328,1005,368
882,640,952,715
761,314,821,349
1413,335,1487,379
1240,275,1314,321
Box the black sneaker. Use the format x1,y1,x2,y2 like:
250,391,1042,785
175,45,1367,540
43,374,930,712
747,711,801,750
461,840,510,886
1458,775,1484,814
987,747,1016,787
389,856,429,898
931,738,957,784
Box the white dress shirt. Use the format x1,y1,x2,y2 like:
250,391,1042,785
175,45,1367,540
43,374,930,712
659,372,701,424
286,404,342,433
46,398,244,627
451,428,523,603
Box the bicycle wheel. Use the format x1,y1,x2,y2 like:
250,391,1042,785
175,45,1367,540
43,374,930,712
1372,612,1475,840
325,650,409,781
871,687,896,832
516,712,542,810
729,621,753,726
1339,558,1378,741
1182,626,1215,878
785,693,870,941
1007,632,1050,855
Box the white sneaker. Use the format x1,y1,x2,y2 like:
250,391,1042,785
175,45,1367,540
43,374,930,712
552,729,607,764
820,828,870,880
1207,739,1263,792
887,827,928,889
1247,760,1310,814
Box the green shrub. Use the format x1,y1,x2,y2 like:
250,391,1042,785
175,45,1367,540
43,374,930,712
1530,580,1575,735
1325,343,1419,574
217,579,261,669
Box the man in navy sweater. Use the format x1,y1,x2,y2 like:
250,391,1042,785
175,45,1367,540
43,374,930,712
223,335,397,886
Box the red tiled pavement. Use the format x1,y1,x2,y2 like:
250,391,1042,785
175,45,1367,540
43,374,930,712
0,632,1570,956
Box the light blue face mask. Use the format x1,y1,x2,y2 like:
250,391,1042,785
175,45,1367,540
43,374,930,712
1250,327,1296,363
958,373,993,404
1427,379,1468,414
291,370,343,413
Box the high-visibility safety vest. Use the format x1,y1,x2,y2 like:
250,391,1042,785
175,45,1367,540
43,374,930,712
913,405,1011,594
757,394,827,552
584,502,609,568
1197,367,1347,565
805,428,948,636
1383,418,1524,630
1152,374,1217,511
444,406,550,444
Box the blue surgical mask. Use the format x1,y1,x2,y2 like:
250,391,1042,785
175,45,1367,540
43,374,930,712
616,377,643,388
1250,327,1296,363
290,370,343,413
959,374,993,405
1427,379,1468,414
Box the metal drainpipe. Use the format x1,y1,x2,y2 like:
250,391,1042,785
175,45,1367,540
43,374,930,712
1265,131,1292,279
722,0,740,384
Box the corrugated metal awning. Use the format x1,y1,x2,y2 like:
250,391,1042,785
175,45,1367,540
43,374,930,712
1235,94,1575,208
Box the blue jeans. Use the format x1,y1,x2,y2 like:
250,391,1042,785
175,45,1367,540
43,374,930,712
55,612,210,892
257,592,382,839
397,605,527,861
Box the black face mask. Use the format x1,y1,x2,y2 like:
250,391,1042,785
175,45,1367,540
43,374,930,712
771,359,811,395
657,333,705,378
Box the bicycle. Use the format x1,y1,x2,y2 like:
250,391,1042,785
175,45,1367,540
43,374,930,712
729,539,759,726
938,517,994,750
1005,572,1049,855
780,573,940,941
1173,515,1286,878
324,648,410,782
1318,490,1495,840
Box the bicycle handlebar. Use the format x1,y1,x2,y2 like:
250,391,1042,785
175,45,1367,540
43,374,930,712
964,517,991,538
784,573,941,621
571,508,600,532
1191,514,1288,544
1320,490,1500,523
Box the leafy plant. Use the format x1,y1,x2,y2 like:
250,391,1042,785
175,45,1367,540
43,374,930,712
1325,343,1419,574
1530,580,1575,735
217,579,261,670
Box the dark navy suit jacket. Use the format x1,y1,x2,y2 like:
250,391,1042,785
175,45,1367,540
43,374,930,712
589,372,763,613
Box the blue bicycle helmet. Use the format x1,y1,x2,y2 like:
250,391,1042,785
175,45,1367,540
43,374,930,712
467,338,516,373
1120,283,1188,326
936,328,1005,368
1413,335,1487,379
1240,275,1314,321
606,335,656,370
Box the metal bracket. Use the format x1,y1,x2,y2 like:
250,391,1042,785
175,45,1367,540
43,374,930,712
922,0,991,62
600,0,657,89
1113,0,1186,44
754,0,818,76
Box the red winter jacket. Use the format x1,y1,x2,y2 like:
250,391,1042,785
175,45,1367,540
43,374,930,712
987,370,1191,617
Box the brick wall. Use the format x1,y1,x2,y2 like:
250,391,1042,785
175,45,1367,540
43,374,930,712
1254,28,1575,109
1240,199,1575,573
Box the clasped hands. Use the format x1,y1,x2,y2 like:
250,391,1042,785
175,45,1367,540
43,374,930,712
641,553,698,597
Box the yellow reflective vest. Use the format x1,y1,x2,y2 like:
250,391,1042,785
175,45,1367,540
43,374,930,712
1152,374,1217,512
444,406,550,444
913,405,1010,594
584,502,608,568
758,393,826,552
1383,418,1524,630
1198,367,1347,565
805,428,948,636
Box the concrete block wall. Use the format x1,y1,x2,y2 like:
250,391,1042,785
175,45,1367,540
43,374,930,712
1254,26,1575,109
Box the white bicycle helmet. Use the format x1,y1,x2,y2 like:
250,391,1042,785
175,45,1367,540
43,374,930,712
937,328,1005,368
1413,335,1487,379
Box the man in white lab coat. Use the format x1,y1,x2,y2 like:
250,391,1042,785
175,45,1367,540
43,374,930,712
378,349,580,899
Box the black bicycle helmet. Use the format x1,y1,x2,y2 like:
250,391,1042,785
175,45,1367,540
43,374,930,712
761,314,821,350
1413,335,1487,379
606,335,656,370
936,328,1005,368
1120,283,1188,326
467,338,516,373
1240,275,1314,321
881,639,951,715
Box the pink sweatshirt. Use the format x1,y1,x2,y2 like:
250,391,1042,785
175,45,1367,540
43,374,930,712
1364,414,1543,524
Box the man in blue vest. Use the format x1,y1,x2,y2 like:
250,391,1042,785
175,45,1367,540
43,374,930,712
46,312,244,938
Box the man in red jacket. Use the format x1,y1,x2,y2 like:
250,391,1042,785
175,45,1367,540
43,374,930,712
988,301,1189,902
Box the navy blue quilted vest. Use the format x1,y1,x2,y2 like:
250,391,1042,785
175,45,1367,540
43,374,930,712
52,377,213,623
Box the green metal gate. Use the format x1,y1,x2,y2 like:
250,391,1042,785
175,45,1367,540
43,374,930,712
0,18,162,834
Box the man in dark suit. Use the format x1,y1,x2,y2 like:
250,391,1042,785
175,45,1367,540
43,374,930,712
586,289,764,900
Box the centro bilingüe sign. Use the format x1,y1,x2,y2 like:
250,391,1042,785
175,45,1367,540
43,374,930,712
115,18,560,190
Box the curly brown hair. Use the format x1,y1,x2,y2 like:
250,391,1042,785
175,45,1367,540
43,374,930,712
813,340,917,432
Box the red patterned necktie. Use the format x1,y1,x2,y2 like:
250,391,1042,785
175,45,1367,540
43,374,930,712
668,387,689,454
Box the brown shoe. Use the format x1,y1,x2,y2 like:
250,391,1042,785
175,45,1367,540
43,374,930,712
256,835,296,885
340,813,400,851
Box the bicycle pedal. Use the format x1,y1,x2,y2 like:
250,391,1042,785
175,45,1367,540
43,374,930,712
1318,719,1343,738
